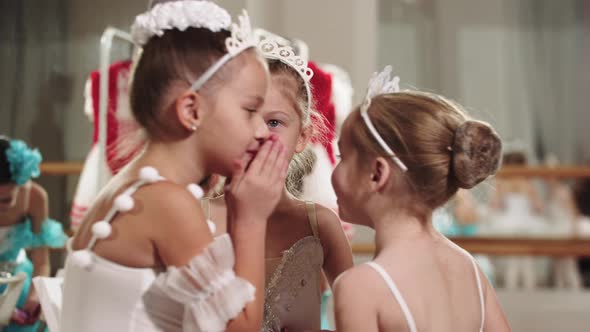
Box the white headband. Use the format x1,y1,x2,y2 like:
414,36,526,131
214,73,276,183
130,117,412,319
131,1,257,91
360,65,408,172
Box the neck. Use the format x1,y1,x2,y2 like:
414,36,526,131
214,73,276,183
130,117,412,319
134,139,207,186
273,187,299,212
370,206,436,256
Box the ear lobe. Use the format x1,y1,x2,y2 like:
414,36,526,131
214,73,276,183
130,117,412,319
295,125,313,153
370,157,392,191
175,91,201,131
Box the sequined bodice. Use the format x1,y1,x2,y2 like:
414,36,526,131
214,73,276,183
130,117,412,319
262,236,324,332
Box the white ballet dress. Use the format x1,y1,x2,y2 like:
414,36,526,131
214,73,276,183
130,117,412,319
59,167,254,332
364,255,485,332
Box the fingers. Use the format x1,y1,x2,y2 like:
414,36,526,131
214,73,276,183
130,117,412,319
224,159,245,194
247,135,279,175
263,139,284,176
269,147,288,184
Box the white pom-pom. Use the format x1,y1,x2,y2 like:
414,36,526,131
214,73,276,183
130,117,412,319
92,221,112,239
139,166,161,183
114,194,134,212
187,183,204,200
207,220,217,234
71,250,93,269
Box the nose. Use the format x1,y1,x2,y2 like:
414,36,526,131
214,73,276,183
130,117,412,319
253,114,270,143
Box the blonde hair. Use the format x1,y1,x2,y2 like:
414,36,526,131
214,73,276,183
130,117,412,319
346,91,502,211
267,60,328,197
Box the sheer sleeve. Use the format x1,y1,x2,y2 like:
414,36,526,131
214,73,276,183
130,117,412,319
148,234,255,332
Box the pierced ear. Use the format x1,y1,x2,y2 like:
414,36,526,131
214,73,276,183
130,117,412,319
295,125,313,153
369,157,392,192
175,91,201,132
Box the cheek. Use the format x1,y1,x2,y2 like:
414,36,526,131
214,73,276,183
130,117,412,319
280,130,299,152
266,125,296,151
331,165,344,196
229,114,255,141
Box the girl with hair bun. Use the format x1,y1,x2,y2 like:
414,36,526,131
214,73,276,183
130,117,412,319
331,66,510,332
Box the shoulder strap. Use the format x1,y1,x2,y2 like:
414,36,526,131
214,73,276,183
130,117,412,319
470,257,485,332
85,178,150,251
201,199,211,220
366,261,417,332
305,201,319,238
21,182,32,214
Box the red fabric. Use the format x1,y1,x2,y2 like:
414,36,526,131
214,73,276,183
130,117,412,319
89,60,139,173
308,61,336,165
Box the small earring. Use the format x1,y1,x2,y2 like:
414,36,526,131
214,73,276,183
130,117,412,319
190,124,197,132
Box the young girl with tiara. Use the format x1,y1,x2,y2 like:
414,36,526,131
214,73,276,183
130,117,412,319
202,37,353,332
0,137,67,332
331,66,511,331
60,2,289,331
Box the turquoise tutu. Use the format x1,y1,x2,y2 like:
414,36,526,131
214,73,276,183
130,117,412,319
0,218,67,332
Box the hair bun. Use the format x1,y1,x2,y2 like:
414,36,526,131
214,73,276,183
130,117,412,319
451,120,502,189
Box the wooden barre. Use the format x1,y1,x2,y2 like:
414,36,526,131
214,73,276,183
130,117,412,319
53,228,590,257
39,163,590,178
40,162,84,175
48,237,590,256
497,166,590,178
352,237,590,257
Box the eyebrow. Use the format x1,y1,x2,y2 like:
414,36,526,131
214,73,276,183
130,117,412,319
265,110,293,119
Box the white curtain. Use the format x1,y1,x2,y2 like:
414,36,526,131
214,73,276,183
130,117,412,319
378,0,588,164
514,0,588,164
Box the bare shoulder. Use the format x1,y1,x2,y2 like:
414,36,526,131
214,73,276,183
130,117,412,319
133,181,213,266
334,264,385,331
313,203,343,236
27,182,49,230
334,264,378,296
28,181,48,207
132,181,207,230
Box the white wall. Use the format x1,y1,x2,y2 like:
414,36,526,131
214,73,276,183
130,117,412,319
246,0,378,105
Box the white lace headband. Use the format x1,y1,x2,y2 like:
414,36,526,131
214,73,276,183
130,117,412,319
132,1,231,45
258,35,314,119
360,65,408,172
131,1,257,91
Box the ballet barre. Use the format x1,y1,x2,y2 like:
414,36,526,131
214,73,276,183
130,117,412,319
40,162,84,175
48,237,590,257
38,164,590,178
352,237,590,257
497,166,590,178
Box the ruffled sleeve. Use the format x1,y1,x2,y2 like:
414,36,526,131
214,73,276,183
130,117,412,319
148,234,255,332
29,218,68,249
